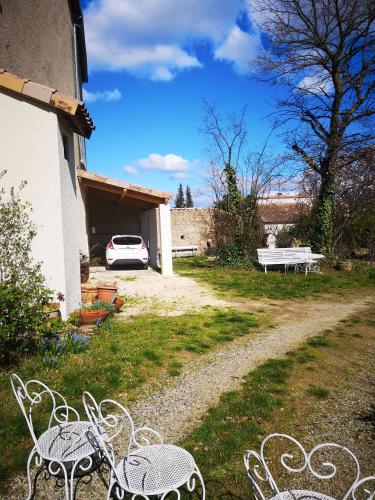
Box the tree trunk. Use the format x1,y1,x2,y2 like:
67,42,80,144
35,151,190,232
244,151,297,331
312,171,335,255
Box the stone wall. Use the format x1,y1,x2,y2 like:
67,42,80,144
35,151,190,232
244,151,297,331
171,206,303,253
171,208,216,254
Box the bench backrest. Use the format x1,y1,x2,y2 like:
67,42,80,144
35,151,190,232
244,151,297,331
257,247,312,265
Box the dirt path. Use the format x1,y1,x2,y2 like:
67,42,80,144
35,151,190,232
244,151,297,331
129,295,374,442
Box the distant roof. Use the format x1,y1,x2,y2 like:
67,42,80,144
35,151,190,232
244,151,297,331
0,69,94,138
259,203,308,224
77,170,174,207
68,0,88,83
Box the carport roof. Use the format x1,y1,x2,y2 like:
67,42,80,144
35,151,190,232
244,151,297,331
77,170,173,207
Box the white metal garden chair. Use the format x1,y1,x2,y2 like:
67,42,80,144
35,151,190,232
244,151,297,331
10,374,108,500
83,391,206,499
244,433,375,499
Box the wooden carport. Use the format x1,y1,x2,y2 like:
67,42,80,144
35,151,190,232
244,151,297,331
77,170,174,275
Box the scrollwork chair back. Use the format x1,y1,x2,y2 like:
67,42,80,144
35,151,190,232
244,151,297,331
11,373,80,457
244,433,375,500
82,391,137,486
83,391,165,492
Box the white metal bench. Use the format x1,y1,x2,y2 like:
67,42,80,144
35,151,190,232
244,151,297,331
172,245,198,258
257,247,324,275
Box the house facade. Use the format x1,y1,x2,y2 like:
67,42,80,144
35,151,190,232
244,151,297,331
0,0,88,168
0,1,174,318
0,71,94,317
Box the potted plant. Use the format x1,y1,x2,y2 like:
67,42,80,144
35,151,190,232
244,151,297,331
80,303,110,325
97,283,118,303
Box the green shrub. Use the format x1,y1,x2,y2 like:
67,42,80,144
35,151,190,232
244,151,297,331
216,243,254,268
0,283,50,363
0,172,52,364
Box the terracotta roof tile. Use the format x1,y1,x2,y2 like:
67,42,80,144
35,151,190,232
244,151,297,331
23,81,54,103
0,70,94,138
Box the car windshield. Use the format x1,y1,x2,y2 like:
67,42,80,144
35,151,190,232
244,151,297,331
113,236,142,246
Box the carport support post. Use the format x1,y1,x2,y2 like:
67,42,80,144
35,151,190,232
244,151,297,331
159,203,173,276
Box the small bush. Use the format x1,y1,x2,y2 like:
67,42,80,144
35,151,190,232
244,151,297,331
216,243,255,268
0,174,53,364
38,331,89,368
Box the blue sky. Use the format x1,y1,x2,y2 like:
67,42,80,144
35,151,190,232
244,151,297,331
81,0,288,205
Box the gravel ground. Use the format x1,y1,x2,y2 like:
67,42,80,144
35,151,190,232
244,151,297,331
88,266,229,315
277,344,375,498
6,294,374,500
129,296,373,442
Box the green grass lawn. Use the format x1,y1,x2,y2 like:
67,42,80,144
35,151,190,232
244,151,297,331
0,308,258,490
174,256,375,300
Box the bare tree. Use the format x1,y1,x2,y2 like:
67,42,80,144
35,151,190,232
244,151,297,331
201,101,286,261
252,0,375,254
200,99,248,171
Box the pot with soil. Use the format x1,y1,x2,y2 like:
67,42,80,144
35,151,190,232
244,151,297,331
97,284,118,303
80,309,109,325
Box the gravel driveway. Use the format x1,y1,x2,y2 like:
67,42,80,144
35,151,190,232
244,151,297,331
88,266,228,315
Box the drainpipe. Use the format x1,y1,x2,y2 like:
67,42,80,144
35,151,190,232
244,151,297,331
73,23,81,100
73,22,86,168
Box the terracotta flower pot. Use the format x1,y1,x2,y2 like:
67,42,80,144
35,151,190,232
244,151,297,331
81,284,98,304
97,284,118,304
338,261,353,272
113,298,125,312
80,309,109,325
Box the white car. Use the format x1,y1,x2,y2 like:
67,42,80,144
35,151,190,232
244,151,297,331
105,235,149,270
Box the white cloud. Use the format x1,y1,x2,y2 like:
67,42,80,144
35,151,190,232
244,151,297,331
214,25,260,75
126,153,199,179
124,165,138,174
83,88,122,103
298,74,333,95
138,153,189,172
84,0,246,80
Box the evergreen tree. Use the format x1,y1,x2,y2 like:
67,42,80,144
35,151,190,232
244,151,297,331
185,185,193,208
174,183,185,208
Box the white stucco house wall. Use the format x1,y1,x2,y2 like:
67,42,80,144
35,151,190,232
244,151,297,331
0,70,94,318
0,70,174,319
